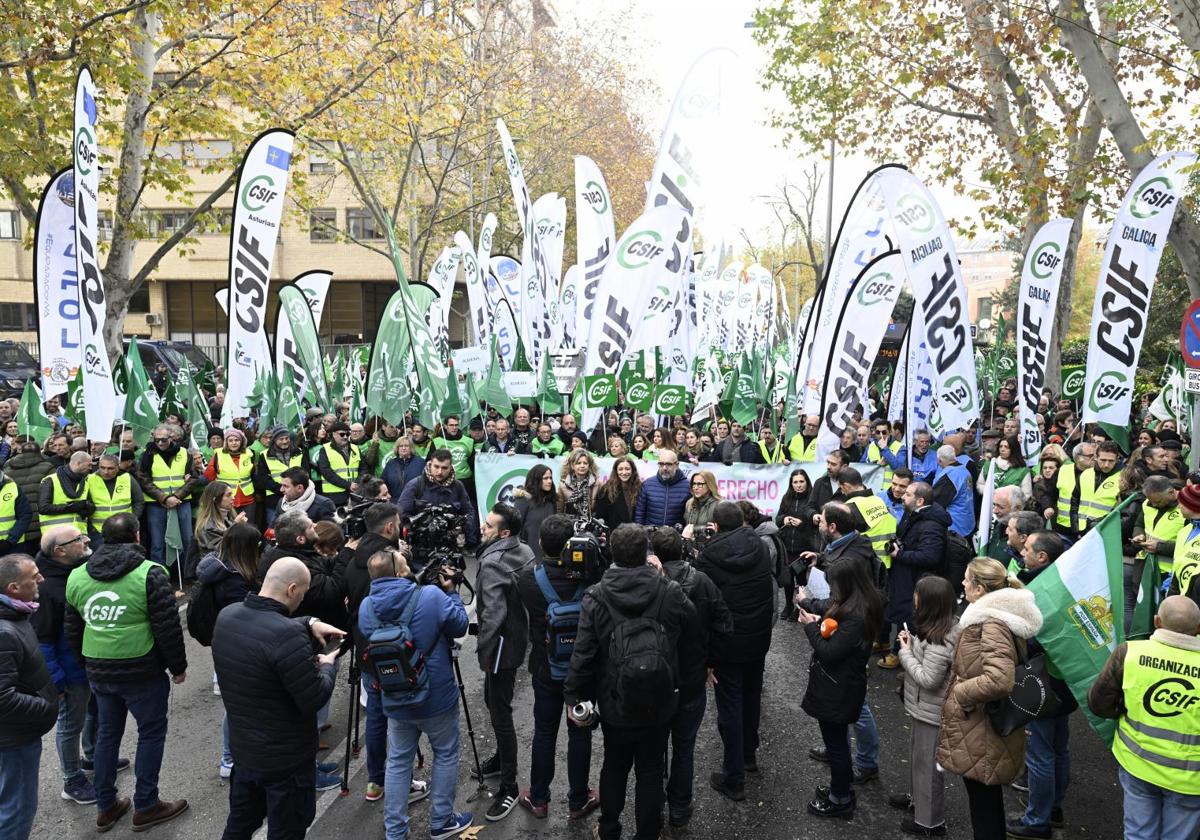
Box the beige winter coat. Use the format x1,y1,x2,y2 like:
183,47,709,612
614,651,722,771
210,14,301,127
935,587,1043,786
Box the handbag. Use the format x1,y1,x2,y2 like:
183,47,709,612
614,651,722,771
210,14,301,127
985,633,1062,737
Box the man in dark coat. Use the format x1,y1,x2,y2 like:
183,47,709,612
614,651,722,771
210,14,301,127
808,450,849,527
258,509,348,629
474,503,533,821
880,482,950,669
212,557,343,839
0,553,59,840
396,450,481,564
5,439,54,554
695,501,775,801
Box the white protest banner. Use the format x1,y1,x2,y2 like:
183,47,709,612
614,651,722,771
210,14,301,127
502,372,537,398
816,252,905,459
455,230,490,346
1083,151,1196,436
876,167,978,430
224,128,295,422
34,168,80,398
575,156,616,343
73,67,116,441
533,193,567,349
559,265,580,350
489,256,522,324
1017,218,1073,460
452,345,488,375
492,298,520,372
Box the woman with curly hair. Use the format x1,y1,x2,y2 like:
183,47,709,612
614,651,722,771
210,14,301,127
558,449,599,519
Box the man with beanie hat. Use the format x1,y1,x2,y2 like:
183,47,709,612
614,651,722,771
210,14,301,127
315,423,361,507
255,427,306,527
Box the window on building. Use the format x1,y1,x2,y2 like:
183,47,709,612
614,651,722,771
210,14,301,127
309,208,337,241
978,295,993,323
309,145,335,174
0,210,18,240
128,286,151,313
0,303,24,329
199,209,233,235
97,211,114,241
149,210,191,237
346,208,384,241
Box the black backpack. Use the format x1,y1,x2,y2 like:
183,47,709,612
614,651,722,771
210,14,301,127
944,531,974,583
595,582,677,725
186,581,219,647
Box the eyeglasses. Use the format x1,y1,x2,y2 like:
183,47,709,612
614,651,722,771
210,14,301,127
56,535,87,548
333,431,348,437
690,481,706,487
153,437,171,444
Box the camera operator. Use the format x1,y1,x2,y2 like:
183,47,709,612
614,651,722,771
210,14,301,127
564,523,689,840
396,449,480,557
358,542,472,840
258,510,348,632
474,503,533,822
652,526,733,829
514,514,599,821
277,468,337,525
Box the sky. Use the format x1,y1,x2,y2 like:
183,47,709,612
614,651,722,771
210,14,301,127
558,0,987,248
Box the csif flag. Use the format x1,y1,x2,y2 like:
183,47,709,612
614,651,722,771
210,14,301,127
274,270,332,409
574,156,616,340
34,168,80,399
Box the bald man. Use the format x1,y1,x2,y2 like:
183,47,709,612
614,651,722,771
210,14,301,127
1090,596,1200,839
212,556,346,838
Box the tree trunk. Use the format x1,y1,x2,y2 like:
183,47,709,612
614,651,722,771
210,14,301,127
1056,0,1200,295
101,6,158,363
1165,0,1200,62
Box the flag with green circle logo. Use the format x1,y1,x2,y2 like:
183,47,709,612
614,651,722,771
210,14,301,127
652,384,688,416
581,374,618,408
16,380,54,443
624,376,654,411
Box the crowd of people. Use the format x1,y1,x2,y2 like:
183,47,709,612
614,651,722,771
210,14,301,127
1,372,1199,840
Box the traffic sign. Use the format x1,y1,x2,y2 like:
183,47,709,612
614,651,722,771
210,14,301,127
1180,300,1200,369
1187,369,1200,394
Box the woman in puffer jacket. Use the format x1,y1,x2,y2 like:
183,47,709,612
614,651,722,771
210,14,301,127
936,557,1043,840
894,575,961,837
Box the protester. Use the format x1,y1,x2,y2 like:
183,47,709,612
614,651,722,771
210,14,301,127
64,513,190,832
775,469,820,620
591,456,640,529
316,422,361,505
682,469,720,550
193,480,243,560
212,557,344,838
6,438,54,554
255,427,306,526
0,553,58,840
563,523,689,840
85,454,142,540
205,428,258,524
976,435,1033,498
933,445,976,538
634,450,689,527
138,425,199,581
258,510,348,631
883,481,950,669
38,450,94,535
513,464,557,561
277,466,338,523
1046,441,1095,538
937,557,1043,840
382,436,426,500
558,449,599,519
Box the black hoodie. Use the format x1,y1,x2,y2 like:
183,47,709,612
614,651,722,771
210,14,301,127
64,542,187,683
696,525,775,663
663,560,734,693
564,563,690,727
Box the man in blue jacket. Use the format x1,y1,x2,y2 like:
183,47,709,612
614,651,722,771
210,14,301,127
892,430,939,484
359,549,473,840
932,445,975,538
634,452,690,528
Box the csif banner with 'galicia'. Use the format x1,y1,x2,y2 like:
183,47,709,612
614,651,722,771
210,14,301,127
1082,151,1196,441
224,128,295,424
1016,218,1073,461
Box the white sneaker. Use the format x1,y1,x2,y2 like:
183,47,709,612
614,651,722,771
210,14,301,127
213,683,221,696
219,760,233,779
409,779,430,803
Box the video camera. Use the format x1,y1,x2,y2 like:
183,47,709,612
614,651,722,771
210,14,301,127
549,517,609,582
335,498,374,541
405,503,469,588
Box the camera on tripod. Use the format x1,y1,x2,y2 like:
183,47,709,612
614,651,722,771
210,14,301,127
405,503,468,585
335,498,374,541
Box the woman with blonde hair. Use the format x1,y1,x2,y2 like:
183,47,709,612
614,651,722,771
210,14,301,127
558,449,599,519
683,470,721,549
937,557,1043,840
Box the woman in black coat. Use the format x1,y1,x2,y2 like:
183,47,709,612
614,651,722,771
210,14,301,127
797,554,883,821
775,469,820,619
513,464,558,559
591,456,641,528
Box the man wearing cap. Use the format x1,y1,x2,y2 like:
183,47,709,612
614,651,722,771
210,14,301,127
315,423,360,507
255,428,306,527
752,425,788,464
137,424,199,575
204,429,258,524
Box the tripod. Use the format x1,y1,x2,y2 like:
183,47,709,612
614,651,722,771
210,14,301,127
339,662,362,797
451,642,490,803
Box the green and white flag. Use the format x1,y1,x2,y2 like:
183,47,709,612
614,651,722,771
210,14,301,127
731,353,757,425
1149,352,1190,429
1026,499,1136,743
16,380,54,443
275,270,332,409
652,384,688,417
624,376,654,411
365,289,414,426
122,341,159,448
65,366,86,429
581,374,618,408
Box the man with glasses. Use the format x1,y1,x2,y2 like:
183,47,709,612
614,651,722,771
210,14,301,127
786,415,821,463
634,452,690,528
86,455,143,543
315,422,361,507
136,425,198,579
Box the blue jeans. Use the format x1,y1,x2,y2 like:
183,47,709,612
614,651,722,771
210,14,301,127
384,708,460,840
528,675,593,811
93,674,171,812
0,740,41,840
1120,766,1200,840
366,683,387,786
56,681,96,782
1022,716,1070,829
854,702,879,771
666,687,706,816
222,714,233,767
147,502,192,574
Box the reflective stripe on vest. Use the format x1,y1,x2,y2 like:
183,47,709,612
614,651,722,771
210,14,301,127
150,448,189,496
1077,468,1120,524
85,473,132,529
1112,639,1200,795
1173,528,1200,598
1143,502,1187,574
261,452,304,493
39,472,87,531
868,440,901,488
322,443,360,487
787,433,817,463
214,450,254,496
848,494,897,569
0,480,19,543
758,440,785,464
65,559,158,660
1055,464,1078,529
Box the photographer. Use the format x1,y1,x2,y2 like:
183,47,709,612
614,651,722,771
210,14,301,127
258,510,348,631
515,514,599,821
474,503,533,822
358,544,472,840
564,523,689,840
397,449,480,557
277,468,337,525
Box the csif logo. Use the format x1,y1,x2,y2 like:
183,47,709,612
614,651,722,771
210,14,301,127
1142,676,1200,718
75,126,97,177
626,380,651,404
587,376,615,404
486,467,528,511
240,174,278,212
1087,370,1131,412
895,192,934,234
84,343,105,374
583,180,609,214
617,230,665,269
1062,367,1085,396
855,272,896,306
83,591,127,629
1030,240,1063,280
655,387,684,413
942,375,975,412
1130,176,1177,221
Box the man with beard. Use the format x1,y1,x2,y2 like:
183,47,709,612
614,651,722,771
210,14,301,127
809,451,849,526
786,415,821,462
360,422,399,479
276,469,337,524
255,428,307,527
257,510,348,632
408,422,434,460
1075,441,1122,534
396,450,480,571
473,503,533,821
433,415,477,501
555,414,579,451
712,422,756,465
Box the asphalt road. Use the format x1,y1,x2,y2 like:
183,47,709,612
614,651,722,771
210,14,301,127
30,589,1126,840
